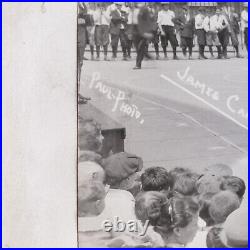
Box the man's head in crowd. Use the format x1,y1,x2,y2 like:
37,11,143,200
220,176,246,201
135,191,168,226
141,167,172,192
156,196,200,246
115,2,123,10
172,172,198,196
161,2,170,11
78,180,106,217
78,118,104,153
208,191,240,225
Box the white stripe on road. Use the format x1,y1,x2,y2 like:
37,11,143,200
160,74,248,131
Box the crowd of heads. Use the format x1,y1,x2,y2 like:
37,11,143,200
78,116,248,247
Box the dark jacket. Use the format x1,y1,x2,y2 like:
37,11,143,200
175,14,195,38
137,6,154,36
110,9,128,35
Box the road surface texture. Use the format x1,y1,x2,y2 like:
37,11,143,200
80,51,248,173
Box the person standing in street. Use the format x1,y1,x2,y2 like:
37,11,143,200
93,3,111,61
195,7,207,59
126,3,140,59
110,2,129,60
133,2,154,69
157,2,179,60
203,8,222,59
177,6,195,60
241,3,248,51
217,8,230,59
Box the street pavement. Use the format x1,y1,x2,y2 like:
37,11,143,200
80,51,248,173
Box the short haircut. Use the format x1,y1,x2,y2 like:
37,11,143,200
221,176,246,199
209,191,240,224
135,191,167,225
78,181,106,215
206,227,227,248
172,172,198,196
141,167,172,192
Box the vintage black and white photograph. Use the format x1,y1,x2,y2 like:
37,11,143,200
77,1,248,248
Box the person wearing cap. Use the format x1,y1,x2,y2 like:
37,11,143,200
176,6,195,59
203,8,223,59
133,2,154,69
195,7,207,59
102,152,143,196
157,2,179,60
92,3,111,61
110,2,129,60
241,3,248,51
216,8,230,59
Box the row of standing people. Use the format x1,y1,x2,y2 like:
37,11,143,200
78,2,248,69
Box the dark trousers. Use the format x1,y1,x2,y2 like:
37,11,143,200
218,29,230,56
111,29,128,57
244,27,248,50
134,34,147,67
161,25,178,56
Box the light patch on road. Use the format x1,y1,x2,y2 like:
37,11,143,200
160,73,248,131
176,122,189,127
208,146,226,151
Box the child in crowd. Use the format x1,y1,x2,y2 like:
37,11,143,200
208,191,240,225
141,166,172,192
102,152,143,196
135,192,200,247
220,175,246,201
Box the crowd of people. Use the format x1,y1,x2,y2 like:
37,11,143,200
78,116,248,248
78,2,248,71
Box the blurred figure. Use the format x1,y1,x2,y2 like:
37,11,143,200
133,2,154,69
77,3,88,84
126,2,140,58
85,3,95,60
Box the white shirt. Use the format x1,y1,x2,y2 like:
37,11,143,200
157,10,175,26
127,8,140,25
93,8,111,25
241,10,248,29
195,13,205,29
203,15,220,33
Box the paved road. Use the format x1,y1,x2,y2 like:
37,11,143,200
80,53,248,173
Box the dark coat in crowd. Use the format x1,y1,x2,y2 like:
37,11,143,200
110,9,128,35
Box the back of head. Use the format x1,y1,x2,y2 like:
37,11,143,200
206,227,227,248
78,180,106,217
135,191,168,225
209,191,240,224
172,172,198,196
78,161,105,186
196,174,223,201
204,163,233,177
156,196,200,233
221,176,246,199
141,167,172,192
